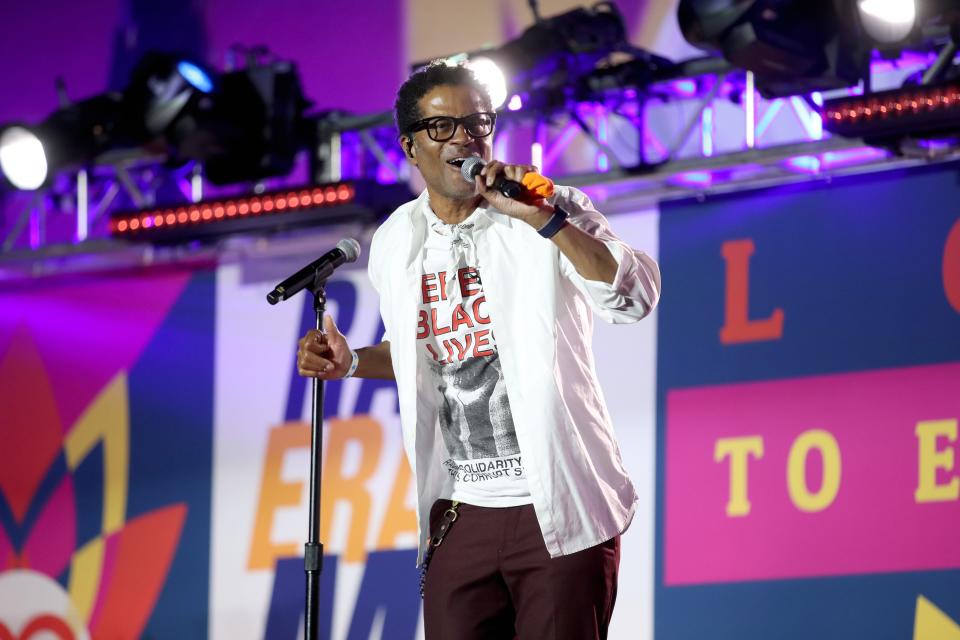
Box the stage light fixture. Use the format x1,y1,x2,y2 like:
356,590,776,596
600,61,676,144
430,53,508,109
677,0,869,97
488,1,629,94
418,2,630,105
123,53,310,184
857,0,917,43
122,53,216,142
110,184,356,238
177,61,214,94
0,93,125,190
0,51,311,191
0,126,48,190
854,0,960,46
169,58,310,184
481,2,629,93
467,57,509,109
108,180,413,242
0,52,214,191
823,1,960,149
822,79,960,141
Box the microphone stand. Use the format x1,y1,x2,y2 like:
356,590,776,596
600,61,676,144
304,269,328,640
268,239,361,638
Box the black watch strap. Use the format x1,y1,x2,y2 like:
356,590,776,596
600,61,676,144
537,205,569,239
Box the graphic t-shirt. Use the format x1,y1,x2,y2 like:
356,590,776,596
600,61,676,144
417,207,531,507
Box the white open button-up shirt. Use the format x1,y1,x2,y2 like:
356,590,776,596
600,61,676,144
368,185,661,564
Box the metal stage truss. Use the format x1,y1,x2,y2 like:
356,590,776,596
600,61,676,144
2,52,959,281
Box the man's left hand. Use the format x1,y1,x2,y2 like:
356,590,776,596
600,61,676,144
475,160,553,229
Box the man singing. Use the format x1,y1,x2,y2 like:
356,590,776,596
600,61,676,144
297,62,660,640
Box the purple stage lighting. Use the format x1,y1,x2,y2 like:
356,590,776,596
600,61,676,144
672,171,713,187
785,155,822,173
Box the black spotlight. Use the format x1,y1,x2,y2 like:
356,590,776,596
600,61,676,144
490,1,629,93
121,52,215,143
416,2,631,107
853,0,960,46
1,51,309,190
855,0,919,44
0,93,124,190
0,53,213,191
170,58,310,185
678,0,870,97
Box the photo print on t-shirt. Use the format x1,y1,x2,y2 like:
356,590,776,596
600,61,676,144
430,354,519,460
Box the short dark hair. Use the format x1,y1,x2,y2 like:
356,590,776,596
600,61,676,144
394,62,493,138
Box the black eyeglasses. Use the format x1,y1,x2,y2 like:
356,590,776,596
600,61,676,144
407,112,497,142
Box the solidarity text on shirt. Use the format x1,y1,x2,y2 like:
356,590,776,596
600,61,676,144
444,455,524,482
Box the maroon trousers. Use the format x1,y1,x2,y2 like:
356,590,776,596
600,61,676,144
422,500,620,640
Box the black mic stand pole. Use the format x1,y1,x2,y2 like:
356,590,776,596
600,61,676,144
304,269,328,640
267,239,360,638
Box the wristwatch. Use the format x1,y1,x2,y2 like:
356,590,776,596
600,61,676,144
537,205,569,239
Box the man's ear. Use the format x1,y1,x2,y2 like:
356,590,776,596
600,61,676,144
400,135,416,163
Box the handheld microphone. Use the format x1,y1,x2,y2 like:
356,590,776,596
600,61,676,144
460,157,522,198
460,157,555,202
266,238,361,305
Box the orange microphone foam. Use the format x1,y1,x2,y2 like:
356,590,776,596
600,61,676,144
519,172,555,205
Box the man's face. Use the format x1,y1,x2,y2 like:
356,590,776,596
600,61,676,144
402,84,494,201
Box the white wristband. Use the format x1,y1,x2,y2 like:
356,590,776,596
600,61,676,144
343,349,360,378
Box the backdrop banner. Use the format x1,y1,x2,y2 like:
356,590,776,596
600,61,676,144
656,163,960,640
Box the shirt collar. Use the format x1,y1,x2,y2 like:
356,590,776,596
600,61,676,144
406,189,515,231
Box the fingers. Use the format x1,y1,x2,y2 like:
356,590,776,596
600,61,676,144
296,317,354,378
474,174,490,195
505,164,535,182
297,351,337,377
323,314,342,338
297,329,334,377
479,160,505,187
298,329,329,356
479,161,538,187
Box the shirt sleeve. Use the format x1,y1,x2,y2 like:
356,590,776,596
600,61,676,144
552,185,661,324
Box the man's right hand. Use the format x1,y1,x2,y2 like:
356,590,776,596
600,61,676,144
297,315,352,379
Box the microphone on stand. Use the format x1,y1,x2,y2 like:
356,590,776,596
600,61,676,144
266,238,361,305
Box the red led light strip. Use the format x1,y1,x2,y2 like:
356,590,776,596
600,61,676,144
110,184,356,235
824,85,960,126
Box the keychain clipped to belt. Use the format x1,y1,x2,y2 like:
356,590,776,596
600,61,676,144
419,501,460,598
